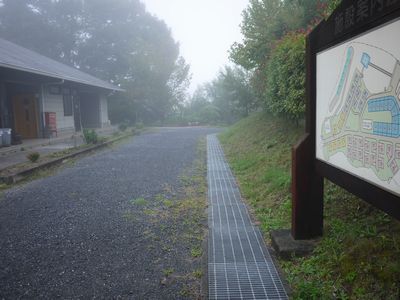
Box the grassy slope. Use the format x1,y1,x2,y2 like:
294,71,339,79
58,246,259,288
219,112,400,299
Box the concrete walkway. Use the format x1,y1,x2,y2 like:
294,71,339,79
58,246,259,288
0,126,118,170
207,134,288,300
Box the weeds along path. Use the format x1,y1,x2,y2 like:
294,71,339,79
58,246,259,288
0,127,219,299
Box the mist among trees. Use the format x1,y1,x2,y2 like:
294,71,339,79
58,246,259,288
181,0,341,126
0,0,342,126
179,65,256,126
0,0,190,124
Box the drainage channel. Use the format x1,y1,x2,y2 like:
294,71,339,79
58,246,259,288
207,134,288,300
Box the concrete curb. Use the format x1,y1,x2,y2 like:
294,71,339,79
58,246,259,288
0,126,119,156
0,132,134,184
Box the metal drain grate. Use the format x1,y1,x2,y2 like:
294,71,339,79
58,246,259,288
207,134,288,300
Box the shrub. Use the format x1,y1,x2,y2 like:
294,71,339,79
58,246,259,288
198,104,221,124
135,121,144,130
27,152,40,163
83,129,98,144
118,122,128,132
265,32,306,122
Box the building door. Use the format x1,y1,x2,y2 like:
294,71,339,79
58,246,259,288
13,95,39,139
80,93,100,128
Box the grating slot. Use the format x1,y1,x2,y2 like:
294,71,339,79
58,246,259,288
207,134,288,300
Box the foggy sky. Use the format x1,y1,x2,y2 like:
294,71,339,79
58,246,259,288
141,0,249,93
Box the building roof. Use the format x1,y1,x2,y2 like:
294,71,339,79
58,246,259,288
0,38,123,91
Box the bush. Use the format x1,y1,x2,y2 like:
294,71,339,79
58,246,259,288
83,129,98,144
164,114,189,126
27,152,40,163
265,32,306,122
135,121,144,130
198,105,221,125
118,122,128,132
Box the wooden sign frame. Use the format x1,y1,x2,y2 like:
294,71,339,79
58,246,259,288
292,0,400,240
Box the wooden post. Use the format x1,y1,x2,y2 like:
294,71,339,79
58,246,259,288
291,133,324,240
291,30,324,240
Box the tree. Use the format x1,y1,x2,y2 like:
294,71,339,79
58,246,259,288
0,0,80,65
186,65,256,125
230,0,327,70
0,0,191,124
167,56,192,114
218,66,256,118
229,0,333,123
265,32,306,121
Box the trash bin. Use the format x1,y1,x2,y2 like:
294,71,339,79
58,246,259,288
1,128,12,146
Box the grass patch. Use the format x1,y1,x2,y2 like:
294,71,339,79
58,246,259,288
193,269,203,279
122,211,137,222
219,112,400,299
130,197,147,206
163,199,174,207
163,268,174,277
143,208,157,216
154,194,166,202
0,183,9,192
190,247,202,258
49,143,91,159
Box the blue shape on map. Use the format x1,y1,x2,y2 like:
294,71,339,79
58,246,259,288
369,96,400,138
361,53,370,69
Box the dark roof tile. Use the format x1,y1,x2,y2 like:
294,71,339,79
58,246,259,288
0,38,123,91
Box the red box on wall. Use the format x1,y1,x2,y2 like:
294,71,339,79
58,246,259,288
44,112,57,137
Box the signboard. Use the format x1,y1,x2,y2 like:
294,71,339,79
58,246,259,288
316,19,400,196
291,1,400,240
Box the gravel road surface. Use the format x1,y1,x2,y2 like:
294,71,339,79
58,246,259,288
0,127,219,299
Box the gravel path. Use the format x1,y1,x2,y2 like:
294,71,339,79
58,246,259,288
0,127,219,299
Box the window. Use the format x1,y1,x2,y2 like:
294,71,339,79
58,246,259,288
63,95,73,116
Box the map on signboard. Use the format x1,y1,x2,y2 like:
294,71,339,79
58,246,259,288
316,19,400,196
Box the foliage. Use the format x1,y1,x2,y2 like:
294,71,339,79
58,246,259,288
118,122,128,132
0,0,191,125
214,66,256,119
130,197,147,206
230,0,327,70
83,128,98,144
265,32,306,121
167,57,192,112
27,152,40,163
325,0,342,17
163,114,189,127
135,121,144,130
198,105,221,124
219,113,400,299
185,65,256,125
230,0,338,123
230,0,287,69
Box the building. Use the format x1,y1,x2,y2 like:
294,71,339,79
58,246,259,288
0,38,123,142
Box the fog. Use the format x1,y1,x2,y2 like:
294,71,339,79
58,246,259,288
142,0,249,92
0,0,251,126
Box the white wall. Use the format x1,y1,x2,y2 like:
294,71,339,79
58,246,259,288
99,94,110,127
43,88,74,133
